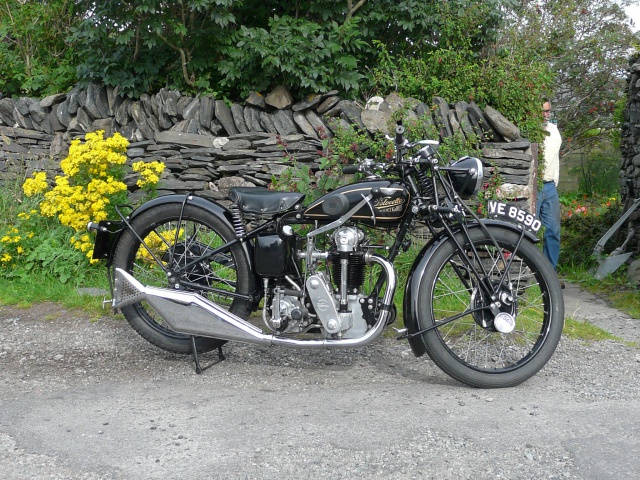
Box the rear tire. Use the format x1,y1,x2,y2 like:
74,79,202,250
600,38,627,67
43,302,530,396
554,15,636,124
415,227,564,388
113,203,254,354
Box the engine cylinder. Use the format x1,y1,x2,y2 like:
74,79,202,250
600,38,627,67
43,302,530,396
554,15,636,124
329,252,366,291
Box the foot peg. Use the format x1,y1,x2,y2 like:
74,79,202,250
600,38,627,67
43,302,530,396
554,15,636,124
393,327,408,340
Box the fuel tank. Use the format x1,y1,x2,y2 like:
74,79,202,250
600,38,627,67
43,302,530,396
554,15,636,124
303,180,410,225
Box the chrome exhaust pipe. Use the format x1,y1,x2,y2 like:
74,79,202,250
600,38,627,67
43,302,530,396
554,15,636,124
113,253,396,349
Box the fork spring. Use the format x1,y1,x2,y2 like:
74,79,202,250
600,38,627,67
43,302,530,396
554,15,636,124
415,169,435,203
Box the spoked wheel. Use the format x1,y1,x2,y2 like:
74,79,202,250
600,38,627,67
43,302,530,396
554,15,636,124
112,203,254,354
415,227,564,388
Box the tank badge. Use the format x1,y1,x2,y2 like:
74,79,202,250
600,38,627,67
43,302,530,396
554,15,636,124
374,197,405,212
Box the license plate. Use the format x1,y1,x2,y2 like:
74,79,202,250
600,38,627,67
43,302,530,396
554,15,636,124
487,200,541,233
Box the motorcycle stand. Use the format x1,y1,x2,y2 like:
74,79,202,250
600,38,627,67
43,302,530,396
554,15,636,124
190,336,225,374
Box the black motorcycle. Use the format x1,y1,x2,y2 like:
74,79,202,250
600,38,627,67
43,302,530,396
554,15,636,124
89,124,564,388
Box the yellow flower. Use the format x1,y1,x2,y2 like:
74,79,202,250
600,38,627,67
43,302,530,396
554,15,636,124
22,171,49,197
16,246,24,254
1,253,12,263
132,160,165,189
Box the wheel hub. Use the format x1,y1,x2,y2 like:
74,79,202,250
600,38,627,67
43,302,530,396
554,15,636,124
493,312,516,333
470,284,517,332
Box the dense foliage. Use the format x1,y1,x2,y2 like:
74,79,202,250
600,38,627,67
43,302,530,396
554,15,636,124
371,1,552,141
2,1,636,144
3,1,634,168
0,0,80,96
67,0,511,99
499,0,637,154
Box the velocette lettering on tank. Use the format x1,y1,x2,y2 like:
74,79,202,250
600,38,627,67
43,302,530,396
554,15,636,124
374,197,405,212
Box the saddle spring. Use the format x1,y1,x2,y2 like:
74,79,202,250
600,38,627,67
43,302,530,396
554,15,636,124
229,203,247,238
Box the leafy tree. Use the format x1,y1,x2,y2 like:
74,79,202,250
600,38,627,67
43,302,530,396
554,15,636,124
498,0,639,156
0,0,80,96
72,0,241,98
71,0,512,98
218,16,368,96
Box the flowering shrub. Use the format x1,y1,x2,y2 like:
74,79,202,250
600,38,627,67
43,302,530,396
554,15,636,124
20,130,131,259
559,194,622,269
22,171,48,196
0,223,27,266
0,202,87,282
132,160,166,192
0,130,165,276
561,194,618,219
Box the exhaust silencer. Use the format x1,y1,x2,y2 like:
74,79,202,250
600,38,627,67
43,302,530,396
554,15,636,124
114,268,269,344
113,253,395,349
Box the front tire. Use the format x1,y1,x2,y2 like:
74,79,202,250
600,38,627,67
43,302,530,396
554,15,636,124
415,227,564,388
112,203,254,354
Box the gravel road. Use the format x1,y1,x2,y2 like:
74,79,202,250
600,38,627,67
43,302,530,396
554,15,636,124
0,283,639,480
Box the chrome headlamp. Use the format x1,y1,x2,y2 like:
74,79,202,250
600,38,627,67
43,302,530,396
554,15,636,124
443,156,484,199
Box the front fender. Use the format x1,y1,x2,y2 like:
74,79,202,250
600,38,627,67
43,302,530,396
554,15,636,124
403,220,538,357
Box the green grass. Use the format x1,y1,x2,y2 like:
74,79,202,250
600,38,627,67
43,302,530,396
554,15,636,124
563,316,621,343
0,269,110,315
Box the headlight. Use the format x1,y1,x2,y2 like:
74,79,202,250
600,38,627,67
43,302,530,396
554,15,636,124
445,156,484,199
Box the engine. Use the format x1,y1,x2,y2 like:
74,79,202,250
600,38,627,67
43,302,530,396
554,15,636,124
260,226,371,339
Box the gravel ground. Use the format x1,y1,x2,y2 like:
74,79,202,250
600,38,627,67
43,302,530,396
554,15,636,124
0,283,639,479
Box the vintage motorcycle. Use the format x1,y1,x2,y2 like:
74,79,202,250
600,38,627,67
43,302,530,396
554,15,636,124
89,123,564,388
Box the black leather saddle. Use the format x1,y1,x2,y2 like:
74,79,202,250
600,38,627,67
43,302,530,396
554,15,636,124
229,187,305,214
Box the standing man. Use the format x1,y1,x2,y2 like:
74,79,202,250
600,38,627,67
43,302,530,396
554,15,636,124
537,99,563,271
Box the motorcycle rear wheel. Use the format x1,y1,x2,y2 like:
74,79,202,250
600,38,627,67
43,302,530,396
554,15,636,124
415,227,564,388
112,203,254,354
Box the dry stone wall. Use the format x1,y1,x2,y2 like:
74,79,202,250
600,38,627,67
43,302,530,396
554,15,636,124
621,53,640,201
620,53,640,276
0,84,536,207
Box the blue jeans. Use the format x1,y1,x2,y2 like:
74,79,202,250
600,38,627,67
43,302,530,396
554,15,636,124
536,182,561,269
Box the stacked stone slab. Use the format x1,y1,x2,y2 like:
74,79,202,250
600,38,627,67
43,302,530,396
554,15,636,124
0,84,535,207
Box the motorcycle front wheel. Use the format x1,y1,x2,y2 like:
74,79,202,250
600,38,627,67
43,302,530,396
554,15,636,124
112,203,254,354
415,227,564,388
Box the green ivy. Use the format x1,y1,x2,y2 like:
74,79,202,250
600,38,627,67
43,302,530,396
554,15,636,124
271,122,391,204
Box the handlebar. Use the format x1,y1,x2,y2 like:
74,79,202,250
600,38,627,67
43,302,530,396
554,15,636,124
342,165,359,174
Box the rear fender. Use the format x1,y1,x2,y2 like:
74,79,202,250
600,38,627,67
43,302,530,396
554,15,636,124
403,220,538,357
94,194,245,264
